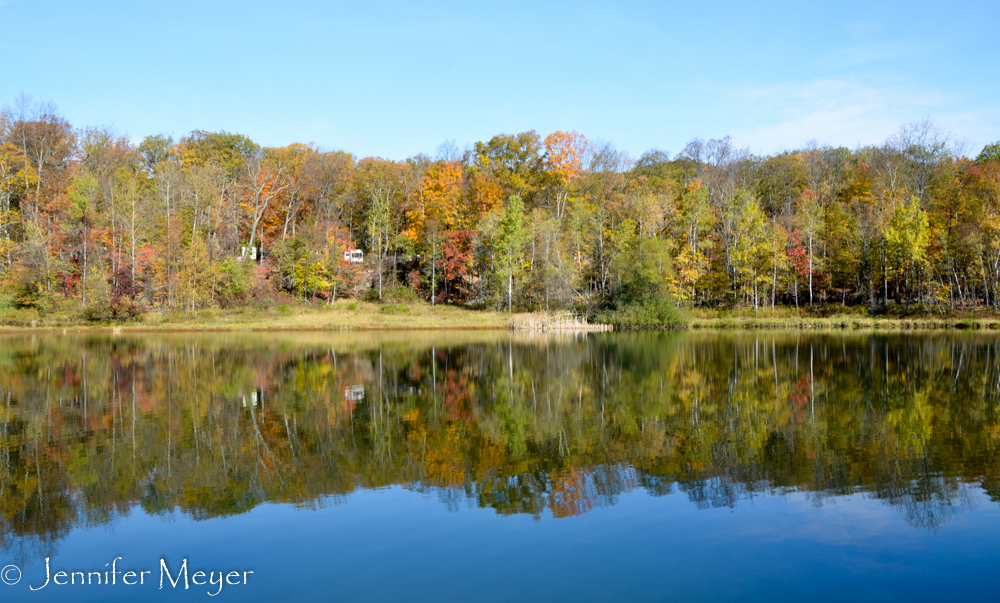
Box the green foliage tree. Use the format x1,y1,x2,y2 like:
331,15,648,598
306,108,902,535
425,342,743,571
978,142,1000,164
796,190,824,307
495,195,529,312
725,189,769,311
65,172,100,306
885,196,930,311
356,158,403,302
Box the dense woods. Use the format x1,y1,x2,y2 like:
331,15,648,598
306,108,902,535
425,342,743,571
2,332,999,561
3,94,1000,321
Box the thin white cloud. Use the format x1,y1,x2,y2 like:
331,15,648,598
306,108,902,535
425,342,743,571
727,78,1000,155
832,39,925,68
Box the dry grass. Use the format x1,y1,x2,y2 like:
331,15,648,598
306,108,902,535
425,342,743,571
510,312,612,332
0,300,511,332
3,297,999,333
687,307,1000,331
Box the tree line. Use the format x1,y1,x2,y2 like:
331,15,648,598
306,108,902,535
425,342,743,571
2,93,1000,319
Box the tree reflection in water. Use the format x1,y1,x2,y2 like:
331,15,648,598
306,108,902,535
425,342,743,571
1,331,998,561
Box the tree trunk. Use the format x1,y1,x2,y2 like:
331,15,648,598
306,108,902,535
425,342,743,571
771,259,777,310
82,219,88,306
905,260,910,313
508,270,513,313
808,234,814,308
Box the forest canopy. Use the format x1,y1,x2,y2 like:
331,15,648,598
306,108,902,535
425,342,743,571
2,93,999,320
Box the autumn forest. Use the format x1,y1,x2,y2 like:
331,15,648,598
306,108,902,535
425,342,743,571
2,94,1000,322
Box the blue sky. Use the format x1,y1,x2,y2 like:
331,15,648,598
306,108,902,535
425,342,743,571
1,0,997,159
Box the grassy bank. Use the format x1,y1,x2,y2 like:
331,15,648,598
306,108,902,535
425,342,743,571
0,299,510,332
686,307,1000,331
1,298,999,332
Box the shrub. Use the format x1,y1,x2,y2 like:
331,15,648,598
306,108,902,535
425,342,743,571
109,266,142,321
215,258,254,307
109,297,141,321
82,303,112,322
82,299,141,323
379,304,410,314
591,297,687,329
382,284,419,304
363,284,419,304
9,241,55,314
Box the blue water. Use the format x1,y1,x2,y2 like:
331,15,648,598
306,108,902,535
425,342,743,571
2,332,999,601
6,484,998,602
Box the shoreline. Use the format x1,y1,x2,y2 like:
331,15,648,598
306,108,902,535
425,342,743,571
687,317,1000,331
1,300,999,334
1,315,999,335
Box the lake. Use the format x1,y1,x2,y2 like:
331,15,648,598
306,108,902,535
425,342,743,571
0,331,998,601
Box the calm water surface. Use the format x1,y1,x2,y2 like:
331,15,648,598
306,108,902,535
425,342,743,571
1,331,999,601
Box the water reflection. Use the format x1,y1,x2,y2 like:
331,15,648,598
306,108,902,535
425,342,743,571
1,331,999,561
